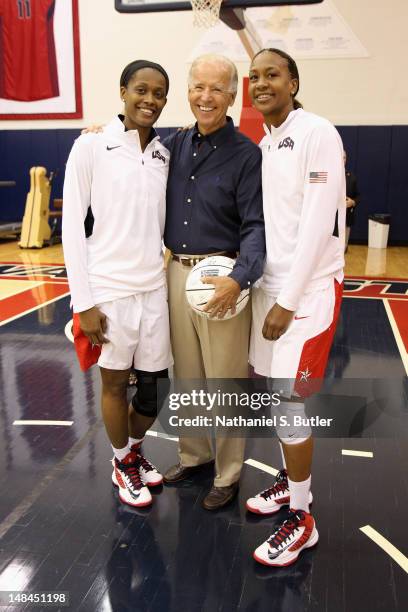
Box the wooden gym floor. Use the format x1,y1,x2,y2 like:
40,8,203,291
0,241,407,611
1,242,408,277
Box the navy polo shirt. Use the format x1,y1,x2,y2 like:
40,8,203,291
163,117,265,289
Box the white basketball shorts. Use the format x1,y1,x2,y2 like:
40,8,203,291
249,279,343,397
96,285,173,372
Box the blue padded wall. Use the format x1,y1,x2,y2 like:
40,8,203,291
1,125,407,244
337,125,408,244
0,127,176,225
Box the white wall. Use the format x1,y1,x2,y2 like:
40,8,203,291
1,0,407,130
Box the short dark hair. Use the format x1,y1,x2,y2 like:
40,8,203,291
120,60,169,93
252,48,302,109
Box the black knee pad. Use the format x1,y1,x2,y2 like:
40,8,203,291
131,369,169,417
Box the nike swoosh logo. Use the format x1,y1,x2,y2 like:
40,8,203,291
106,145,121,151
294,315,309,320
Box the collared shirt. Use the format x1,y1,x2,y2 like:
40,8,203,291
62,115,170,312
163,118,265,289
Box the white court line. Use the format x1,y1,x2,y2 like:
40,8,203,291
342,449,373,458
344,295,408,301
245,458,278,476
0,292,70,327
13,420,73,426
146,430,178,442
360,525,408,574
382,298,408,376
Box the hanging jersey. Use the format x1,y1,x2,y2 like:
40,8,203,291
259,108,345,311
0,0,59,101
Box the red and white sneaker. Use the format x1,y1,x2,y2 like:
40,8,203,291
112,451,152,508
128,442,163,487
135,452,163,487
253,509,319,567
246,469,313,515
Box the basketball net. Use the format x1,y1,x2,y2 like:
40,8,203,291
190,0,223,27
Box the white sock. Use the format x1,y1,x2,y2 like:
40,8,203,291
279,441,287,469
288,475,311,513
129,436,144,449
112,444,130,462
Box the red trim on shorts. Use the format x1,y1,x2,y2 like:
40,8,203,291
294,280,343,397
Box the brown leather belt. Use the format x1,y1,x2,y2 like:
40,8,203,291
171,252,237,267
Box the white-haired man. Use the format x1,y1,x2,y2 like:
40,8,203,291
163,54,265,510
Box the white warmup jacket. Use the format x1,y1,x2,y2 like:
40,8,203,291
259,108,345,311
62,116,169,313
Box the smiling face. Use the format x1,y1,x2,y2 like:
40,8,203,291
248,51,298,127
120,67,167,130
188,61,236,135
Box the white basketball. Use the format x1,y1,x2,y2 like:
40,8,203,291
185,256,250,320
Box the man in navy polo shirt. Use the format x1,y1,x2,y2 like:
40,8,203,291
163,54,265,510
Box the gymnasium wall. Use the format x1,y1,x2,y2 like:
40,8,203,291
1,0,407,243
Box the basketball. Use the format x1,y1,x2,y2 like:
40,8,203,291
185,256,250,319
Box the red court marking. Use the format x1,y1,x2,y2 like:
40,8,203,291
0,261,65,266
344,284,389,298
0,283,70,323
1,275,68,283
345,275,408,282
388,300,408,354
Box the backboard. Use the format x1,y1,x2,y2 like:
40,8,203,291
115,0,323,14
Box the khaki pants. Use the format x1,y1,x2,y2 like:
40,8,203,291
167,257,250,487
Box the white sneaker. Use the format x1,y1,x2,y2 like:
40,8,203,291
253,509,319,567
112,451,152,508
246,469,313,515
134,451,163,487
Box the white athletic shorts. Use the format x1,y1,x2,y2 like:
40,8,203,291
96,285,173,372
249,279,342,397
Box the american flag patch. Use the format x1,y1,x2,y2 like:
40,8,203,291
309,171,328,183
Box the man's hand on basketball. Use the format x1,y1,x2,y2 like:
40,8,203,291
201,276,241,319
262,303,294,341
81,124,105,135
79,306,108,346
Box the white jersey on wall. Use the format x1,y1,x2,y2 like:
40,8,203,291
62,116,169,313
259,108,345,311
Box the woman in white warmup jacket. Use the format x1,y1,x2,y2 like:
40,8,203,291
245,49,345,567
62,60,173,510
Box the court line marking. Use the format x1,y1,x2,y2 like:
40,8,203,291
383,298,408,376
146,430,178,442
0,292,70,327
245,458,278,476
344,295,408,302
342,449,373,458
360,525,408,574
13,420,73,427
0,420,103,541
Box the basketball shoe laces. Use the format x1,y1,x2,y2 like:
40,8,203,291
268,510,304,549
120,457,143,490
137,454,155,473
260,469,288,500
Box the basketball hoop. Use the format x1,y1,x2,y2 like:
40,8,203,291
190,0,223,27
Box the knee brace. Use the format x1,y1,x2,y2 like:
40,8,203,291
131,369,169,418
274,399,312,443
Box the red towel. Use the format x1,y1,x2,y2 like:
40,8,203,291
72,313,101,371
